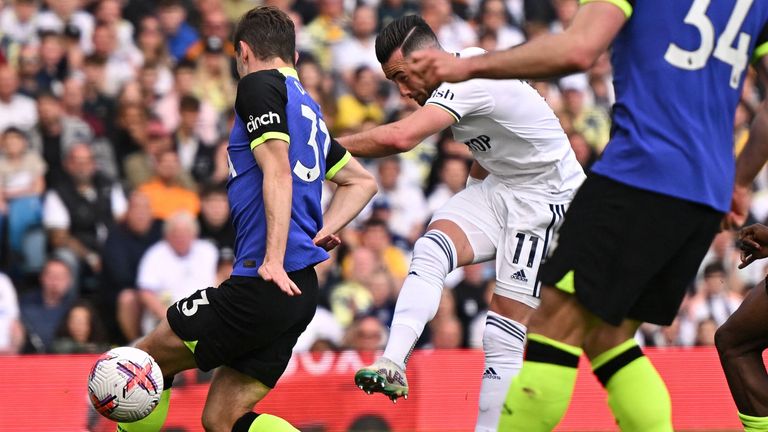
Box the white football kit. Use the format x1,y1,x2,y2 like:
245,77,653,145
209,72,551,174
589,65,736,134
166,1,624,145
426,48,585,309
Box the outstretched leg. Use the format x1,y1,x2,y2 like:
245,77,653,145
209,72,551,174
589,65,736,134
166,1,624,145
716,281,768,431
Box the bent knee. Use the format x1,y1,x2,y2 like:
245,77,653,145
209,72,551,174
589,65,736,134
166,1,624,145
714,323,739,354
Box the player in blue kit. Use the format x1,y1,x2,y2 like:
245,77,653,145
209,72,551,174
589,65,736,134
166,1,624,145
115,7,377,432
411,0,768,430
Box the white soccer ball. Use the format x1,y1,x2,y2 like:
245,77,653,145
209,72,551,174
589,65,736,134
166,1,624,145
87,346,164,423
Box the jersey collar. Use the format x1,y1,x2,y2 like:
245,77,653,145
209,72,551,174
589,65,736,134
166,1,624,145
278,67,299,80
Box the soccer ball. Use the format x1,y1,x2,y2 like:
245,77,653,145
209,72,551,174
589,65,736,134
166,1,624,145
87,347,164,422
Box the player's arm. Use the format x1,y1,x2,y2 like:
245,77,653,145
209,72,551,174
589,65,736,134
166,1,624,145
467,160,489,186
236,72,300,296
315,140,378,249
338,104,455,157
410,1,628,82
727,55,768,229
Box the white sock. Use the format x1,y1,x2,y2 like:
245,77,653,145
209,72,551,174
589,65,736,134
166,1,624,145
382,231,457,369
475,311,526,432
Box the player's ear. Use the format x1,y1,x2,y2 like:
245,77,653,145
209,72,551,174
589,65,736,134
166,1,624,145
238,41,249,61
294,50,299,65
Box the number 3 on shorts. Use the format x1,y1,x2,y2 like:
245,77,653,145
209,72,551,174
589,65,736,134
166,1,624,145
181,290,210,317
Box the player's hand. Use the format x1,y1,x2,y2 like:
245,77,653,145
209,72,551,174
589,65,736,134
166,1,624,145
258,260,302,296
722,184,751,230
738,224,768,268
314,233,341,251
408,49,472,87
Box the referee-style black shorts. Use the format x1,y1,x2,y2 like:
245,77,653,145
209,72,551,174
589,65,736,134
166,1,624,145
167,266,318,388
539,174,722,326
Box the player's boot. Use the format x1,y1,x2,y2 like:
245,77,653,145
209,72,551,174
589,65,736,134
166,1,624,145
354,357,409,403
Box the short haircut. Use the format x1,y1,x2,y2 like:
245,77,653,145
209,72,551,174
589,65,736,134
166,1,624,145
233,6,295,65
174,58,196,74
2,127,27,141
375,15,440,64
179,94,201,112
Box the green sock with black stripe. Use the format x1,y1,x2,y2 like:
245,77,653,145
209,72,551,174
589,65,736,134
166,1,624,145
232,412,299,432
116,388,171,432
591,339,672,432
739,412,768,431
498,333,582,431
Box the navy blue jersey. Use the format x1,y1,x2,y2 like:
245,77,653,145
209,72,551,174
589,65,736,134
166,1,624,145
586,0,768,212
227,68,350,277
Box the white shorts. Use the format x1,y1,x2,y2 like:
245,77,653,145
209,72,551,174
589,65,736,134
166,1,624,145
431,176,571,308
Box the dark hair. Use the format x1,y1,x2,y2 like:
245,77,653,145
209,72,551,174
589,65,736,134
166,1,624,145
704,261,726,278
2,127,27,141
375,15,440,64
233,6,295,65
174,58,197,74
199,183,227,199
55,300,108,344
363,218,389,231
179,94,201,112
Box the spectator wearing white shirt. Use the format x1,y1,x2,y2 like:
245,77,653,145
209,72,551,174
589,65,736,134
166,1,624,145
36,0,95,53
421,0,476,53
0,65,37,133
374,156,427,244
0,0,40,45
91,22,142,97
427,156,469,216
0,272,24,354
332,5,382,85
137,211,218,333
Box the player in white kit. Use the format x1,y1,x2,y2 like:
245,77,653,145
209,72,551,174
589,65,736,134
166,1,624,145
340,16,585,431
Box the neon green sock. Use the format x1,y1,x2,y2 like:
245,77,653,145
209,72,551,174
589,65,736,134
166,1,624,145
498,334,582,432
592,339,672,432
739,412,768,432
117,389,171,432
245,414,298,431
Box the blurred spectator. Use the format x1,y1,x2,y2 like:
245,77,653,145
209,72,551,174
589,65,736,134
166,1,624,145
0,64,37,133
94,0,136,54
694,318,717,347
453,263,490,347
16,44,42,97
332,246,376,327
377,0,419,31
158,0,200,62
185,8,235,61
223,0,258,23
82,55,116,134
682,263,743,346
135,15,174,95
92,23,141,97
29,91,93,185
43,143,127,291
366,269,397,327
335,66,385,134
198,184,235,255
138,149,201,220
155,59,220,145
51,299,110,354
194,36,236,115
0,0,40,46
559,73,611,152
112,102,149,178
345,219,408,282
422,0,476,53
430,315,462,349
175,95,216,183
100,191,162,343
305,0,349,70
344,315,387,351
550,0,579,33
699,230,760,295
136,211,217,332
567,131,597,170
35,31,68,94
0,272,24,354
19,258,74,353
476,0,525,50
36,0,95,53
124,119,193,190
0,127,46,269
427,156,468,215
331,5,381,84
373,156,428,244
296,55,337,125
294,305,344,352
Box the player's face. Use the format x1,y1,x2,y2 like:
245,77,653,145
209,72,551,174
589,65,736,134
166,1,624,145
383,49,430,105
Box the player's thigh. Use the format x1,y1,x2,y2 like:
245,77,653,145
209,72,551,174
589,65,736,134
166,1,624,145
582,319,642,360
135,317,197,377
201,366,271,432
494,189,566,310
428,180,501,267
716,280,768,352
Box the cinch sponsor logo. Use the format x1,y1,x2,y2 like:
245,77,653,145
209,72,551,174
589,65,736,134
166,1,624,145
465,135,491,152
246,112,281,133
431,88,455,100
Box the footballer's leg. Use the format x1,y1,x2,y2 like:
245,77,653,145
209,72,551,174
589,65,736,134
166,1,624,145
117,318,198,432
201,366,297,432
716,280,768,431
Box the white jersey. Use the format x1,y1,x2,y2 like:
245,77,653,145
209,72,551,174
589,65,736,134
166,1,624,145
425,48,585,200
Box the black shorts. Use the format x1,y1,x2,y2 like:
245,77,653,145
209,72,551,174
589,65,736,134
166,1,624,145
539,174,722,326
167,266,318,388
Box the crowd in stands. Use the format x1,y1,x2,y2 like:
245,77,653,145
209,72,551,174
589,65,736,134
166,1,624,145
0,0,763,356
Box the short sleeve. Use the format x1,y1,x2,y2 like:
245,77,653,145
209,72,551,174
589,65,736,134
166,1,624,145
753,20,768,63
234,71,290,150
580,0,633,18
325,139,351,180
425,79,495,123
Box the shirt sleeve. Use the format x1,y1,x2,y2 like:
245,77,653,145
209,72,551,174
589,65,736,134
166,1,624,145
754,20,768,63
425,79,495,123
234,71,290,150
324,138,352,180
42,190,70,229
580,0,633,18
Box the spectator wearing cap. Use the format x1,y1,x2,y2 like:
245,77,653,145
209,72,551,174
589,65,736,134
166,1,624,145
138,149,200,220
0,0,40,46
194,35,236,114
35,0,95,53
0,64,37,133
158,0,200,62
331,5,381,85
43,143,127,292
184,8,235,62
335,66,385,134
559,73,611,152
174,95,216,183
